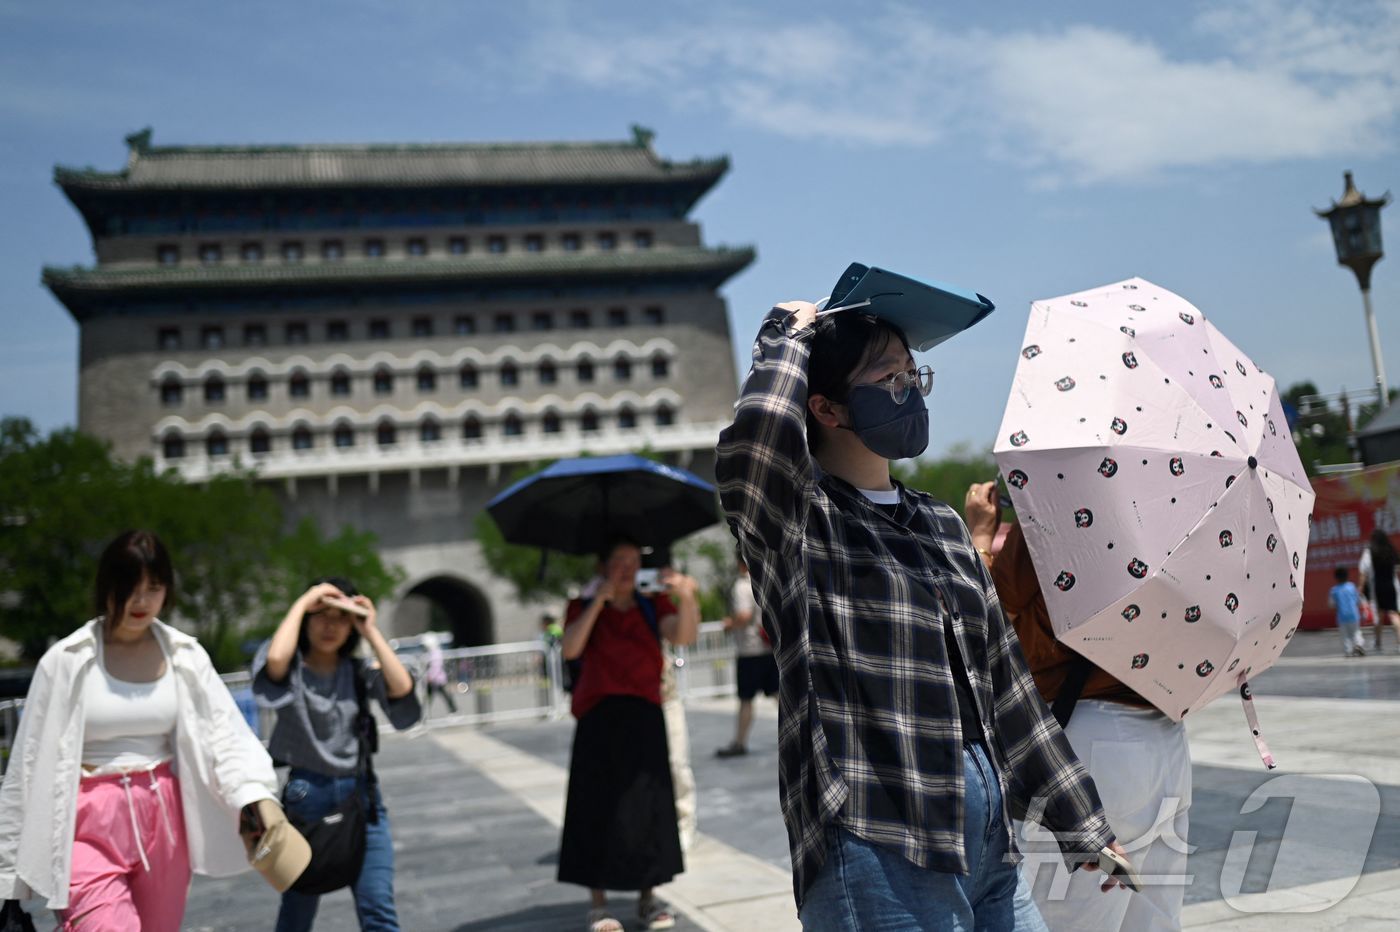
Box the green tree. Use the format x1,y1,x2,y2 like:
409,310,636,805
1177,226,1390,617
1282,382,1356,474
473,508,596,604
473,458,597,604
0,418,401,669
894,444,999,520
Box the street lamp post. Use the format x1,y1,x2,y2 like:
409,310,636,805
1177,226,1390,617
1317,171,1392,408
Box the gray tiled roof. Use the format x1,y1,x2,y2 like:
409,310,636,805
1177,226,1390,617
43,247,756,295
55,129,728,191
1356,400,1400,437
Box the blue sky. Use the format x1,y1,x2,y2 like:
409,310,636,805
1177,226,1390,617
2,0,1397,458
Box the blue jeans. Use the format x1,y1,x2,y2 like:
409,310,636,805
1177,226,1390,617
276,769,400,932
800,742,1049,932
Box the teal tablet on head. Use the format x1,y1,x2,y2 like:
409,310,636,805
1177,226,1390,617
821,263,995,352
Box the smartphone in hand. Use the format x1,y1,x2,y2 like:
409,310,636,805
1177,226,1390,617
1098,847,1143,892
635,568,665,595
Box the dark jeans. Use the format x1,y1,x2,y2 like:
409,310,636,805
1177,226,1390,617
799,742,1047,931
277,769,400,932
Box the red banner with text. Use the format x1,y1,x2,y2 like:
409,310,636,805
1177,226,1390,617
1303,463,1400,629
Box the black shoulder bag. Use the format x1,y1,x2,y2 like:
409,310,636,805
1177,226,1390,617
286,661,379,895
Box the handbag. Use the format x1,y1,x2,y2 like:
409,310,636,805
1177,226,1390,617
1,901,36,932
285,662,380,896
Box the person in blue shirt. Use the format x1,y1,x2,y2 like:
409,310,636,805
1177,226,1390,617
1329,566,1365,658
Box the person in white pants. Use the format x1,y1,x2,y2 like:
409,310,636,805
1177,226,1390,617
968,483,1192,932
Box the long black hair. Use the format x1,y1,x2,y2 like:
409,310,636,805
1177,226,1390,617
805,311,911,454
1370,529,1398,572
296,575,362,657
94,530,175,630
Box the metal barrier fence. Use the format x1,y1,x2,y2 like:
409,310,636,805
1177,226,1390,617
0,620,744,774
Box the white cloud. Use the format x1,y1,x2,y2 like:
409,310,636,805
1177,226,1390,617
514,0,1400,185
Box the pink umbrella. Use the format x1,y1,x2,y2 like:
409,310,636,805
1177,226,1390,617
994,278,1315,766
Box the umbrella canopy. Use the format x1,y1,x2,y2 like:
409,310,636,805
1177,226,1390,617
485,453,720,556
993,278,1315,724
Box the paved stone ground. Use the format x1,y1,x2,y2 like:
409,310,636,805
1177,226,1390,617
16,629,1400,929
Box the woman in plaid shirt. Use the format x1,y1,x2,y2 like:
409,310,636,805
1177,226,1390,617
716,300,1132,929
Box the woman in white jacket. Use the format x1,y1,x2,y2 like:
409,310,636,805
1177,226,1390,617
0,530,279,931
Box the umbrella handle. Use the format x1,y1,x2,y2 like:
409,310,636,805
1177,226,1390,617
1237,674,1276,770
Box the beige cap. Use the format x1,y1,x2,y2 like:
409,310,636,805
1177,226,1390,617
243,799,311,893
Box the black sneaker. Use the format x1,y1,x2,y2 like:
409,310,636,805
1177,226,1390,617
715,743,748,758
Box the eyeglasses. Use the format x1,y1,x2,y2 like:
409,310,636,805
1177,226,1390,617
865,365,934,404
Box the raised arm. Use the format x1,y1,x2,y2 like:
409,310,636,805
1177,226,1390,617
658,571,701,647
261,581,346,683
715,303,821,556
353,595,414,700
561,583,616,661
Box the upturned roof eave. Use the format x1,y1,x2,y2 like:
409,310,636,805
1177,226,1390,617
42,246,756,319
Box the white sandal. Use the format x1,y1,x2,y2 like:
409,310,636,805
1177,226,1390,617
587,907,623,932
639,898,676,930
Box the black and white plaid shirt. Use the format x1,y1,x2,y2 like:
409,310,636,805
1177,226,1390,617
715,309,1114,911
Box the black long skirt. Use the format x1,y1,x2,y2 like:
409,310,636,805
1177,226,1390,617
557,695,684,891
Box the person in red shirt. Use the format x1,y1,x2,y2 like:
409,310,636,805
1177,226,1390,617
557,537,701,932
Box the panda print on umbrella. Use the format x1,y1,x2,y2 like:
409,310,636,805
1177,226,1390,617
997,279,1315,724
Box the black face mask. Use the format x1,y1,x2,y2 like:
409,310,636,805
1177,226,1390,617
840,383,930,460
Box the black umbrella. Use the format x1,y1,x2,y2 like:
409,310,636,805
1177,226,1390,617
485,454,720,556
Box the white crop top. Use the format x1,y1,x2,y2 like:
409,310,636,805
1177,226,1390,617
82,640,177,773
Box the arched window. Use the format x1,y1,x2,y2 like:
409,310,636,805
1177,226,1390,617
162,433,185,459
289,370,310,399
459,364,478,389
250,427,272,455
500,362,519,387
333,423,355,448
503,413,524,437
417,365,436,393
206,430,229,457
292,426,314,450
373,367,394,395
577,359,595,383
655,404,675,427
618,406,637,430
376,420,397,446
160,377,183,406
421,418,442,443
538,359,557,385
613,358,632,381
651,354,669,379
247,373,269,401
330,369,351,397
581,409,600,432
204,375,225,403
542,411,562,434
462,416,482,441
